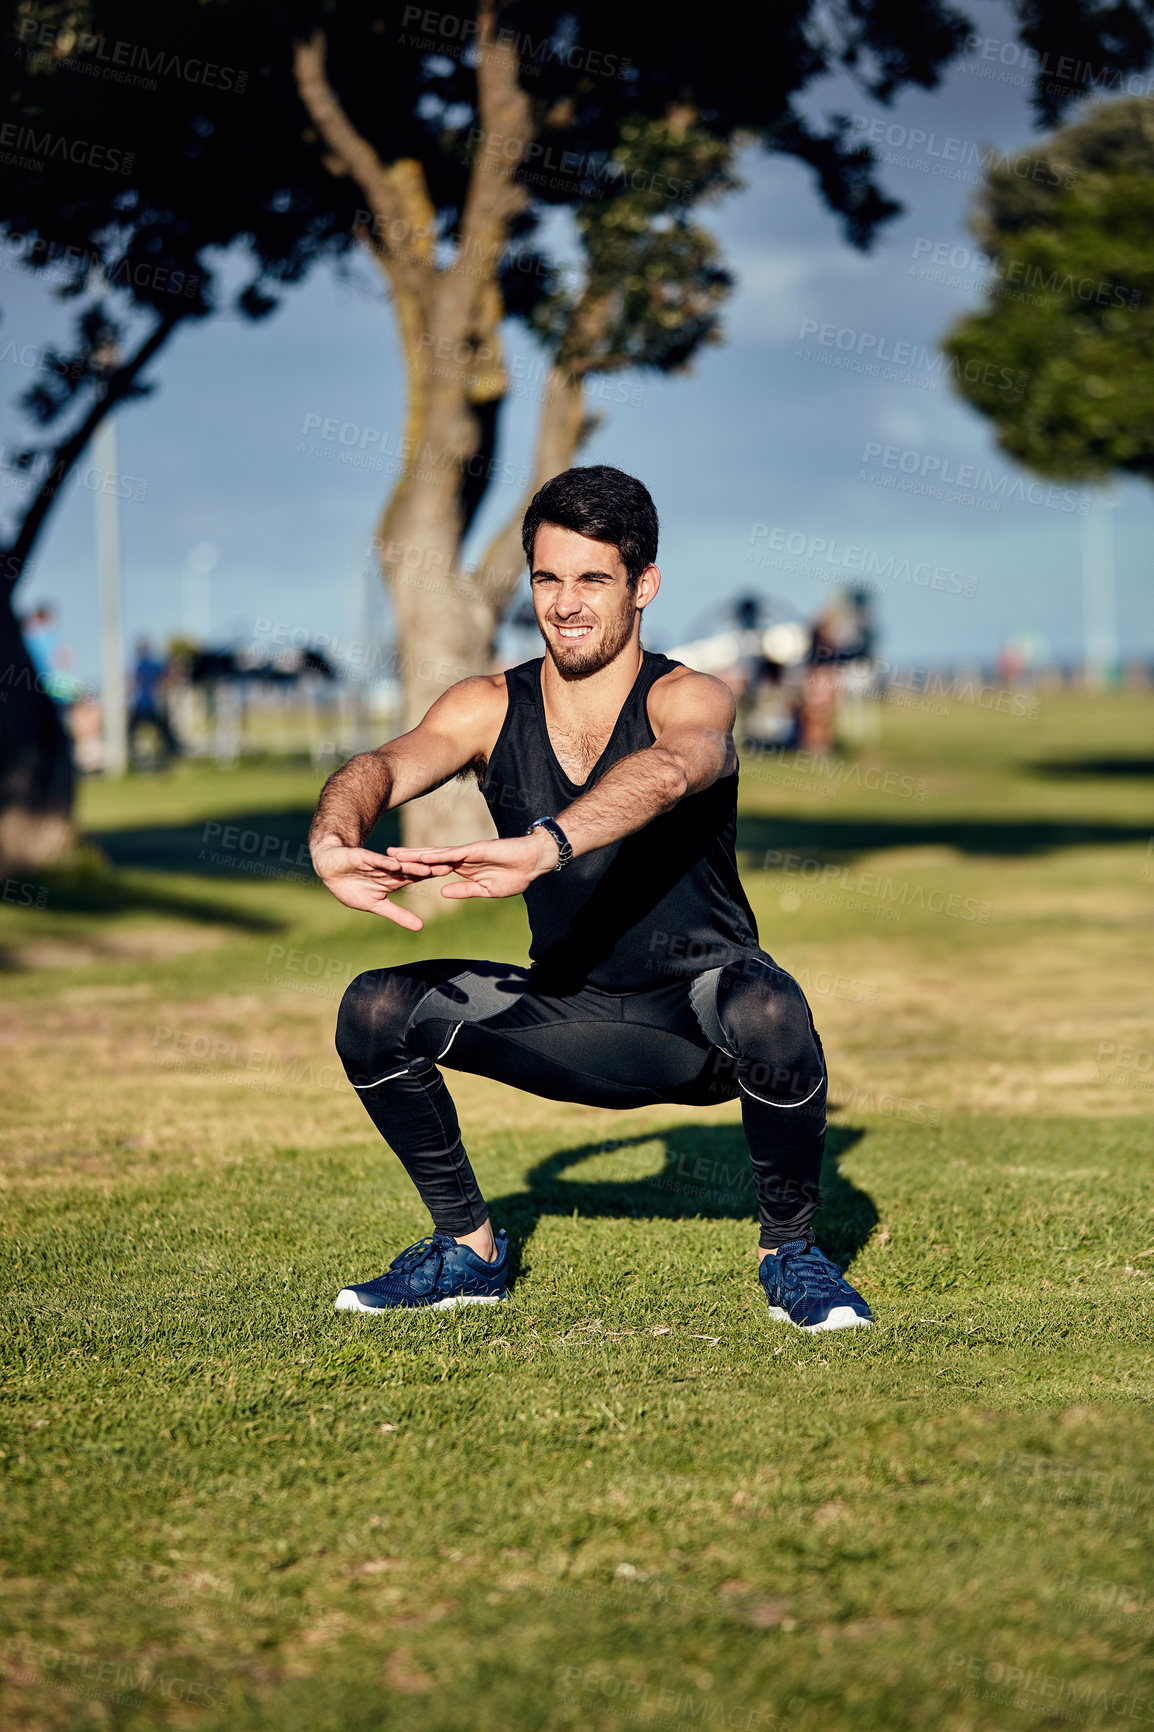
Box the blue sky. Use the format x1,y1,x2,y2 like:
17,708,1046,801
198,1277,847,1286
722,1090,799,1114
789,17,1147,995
7,2,1153,686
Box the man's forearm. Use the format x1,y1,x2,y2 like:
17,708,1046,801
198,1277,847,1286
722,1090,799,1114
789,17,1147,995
309,751,395,851
554,747,688,860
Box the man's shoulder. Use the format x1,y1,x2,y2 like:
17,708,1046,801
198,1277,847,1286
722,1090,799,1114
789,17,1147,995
647,659,736,726
419,671,510,754
440,669,511,714
413,672,511,779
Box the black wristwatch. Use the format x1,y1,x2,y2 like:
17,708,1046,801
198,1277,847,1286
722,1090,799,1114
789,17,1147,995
526,815,573,871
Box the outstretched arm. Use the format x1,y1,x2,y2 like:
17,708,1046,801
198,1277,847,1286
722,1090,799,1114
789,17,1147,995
385,669,737,901
552,670,736,859
308,675,504,929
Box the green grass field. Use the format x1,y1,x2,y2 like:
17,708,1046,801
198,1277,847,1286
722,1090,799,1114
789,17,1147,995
2,689,1153,1731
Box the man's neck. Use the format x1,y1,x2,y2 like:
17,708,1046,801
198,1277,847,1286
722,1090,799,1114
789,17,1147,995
540,636,644,723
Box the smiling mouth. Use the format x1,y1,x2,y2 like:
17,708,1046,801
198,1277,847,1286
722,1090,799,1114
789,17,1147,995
554,624,594,639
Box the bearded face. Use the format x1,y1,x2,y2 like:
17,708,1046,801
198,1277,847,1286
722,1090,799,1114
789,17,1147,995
530,524,653,680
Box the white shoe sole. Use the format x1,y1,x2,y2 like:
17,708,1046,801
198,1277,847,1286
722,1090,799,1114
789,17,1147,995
766,1304,873,1333
334,1289,506,1314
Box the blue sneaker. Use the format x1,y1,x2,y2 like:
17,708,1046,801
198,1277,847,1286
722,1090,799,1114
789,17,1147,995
334,1230,509,1314
759,1239,873,1333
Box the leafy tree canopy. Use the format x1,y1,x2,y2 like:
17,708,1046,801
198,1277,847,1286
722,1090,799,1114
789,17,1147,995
944,97,1154,483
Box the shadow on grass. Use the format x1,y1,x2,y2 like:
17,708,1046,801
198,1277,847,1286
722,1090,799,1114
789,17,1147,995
82,796,1148,908
1032,757,1154,779
90,805,321,876
38,805,404,931
23,851,283,932
490,1122,875,1281
87,806,400,878
737,813,1152,862
85,769,1148,895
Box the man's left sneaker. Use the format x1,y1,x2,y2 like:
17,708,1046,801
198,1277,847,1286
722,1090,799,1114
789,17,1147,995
334,1229,509,1314
759,1238,873,1333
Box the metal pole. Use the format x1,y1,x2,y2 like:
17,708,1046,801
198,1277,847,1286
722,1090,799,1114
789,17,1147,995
351,550,374,753
184,540,217,642
1081,491,1119,687
95,416,128,774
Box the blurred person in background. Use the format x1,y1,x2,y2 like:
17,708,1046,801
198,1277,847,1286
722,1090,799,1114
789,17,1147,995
797,591,874,754
21,603,80,705
128,637,181,766
22,603,59,688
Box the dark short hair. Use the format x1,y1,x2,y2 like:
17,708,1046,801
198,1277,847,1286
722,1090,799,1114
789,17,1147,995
521,465,659,584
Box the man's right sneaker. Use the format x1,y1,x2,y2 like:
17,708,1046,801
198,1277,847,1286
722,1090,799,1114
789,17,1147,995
759,1238,873,1333
334,1229,509,1314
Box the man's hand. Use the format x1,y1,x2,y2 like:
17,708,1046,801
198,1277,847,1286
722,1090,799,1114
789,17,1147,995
311,839,453,931
307,675,508,926
385,830,558,903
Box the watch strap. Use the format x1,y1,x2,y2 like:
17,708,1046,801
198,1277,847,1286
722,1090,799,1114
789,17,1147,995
526,815,573,870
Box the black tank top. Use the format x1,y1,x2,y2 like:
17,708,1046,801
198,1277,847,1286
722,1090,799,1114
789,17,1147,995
479,650,759,992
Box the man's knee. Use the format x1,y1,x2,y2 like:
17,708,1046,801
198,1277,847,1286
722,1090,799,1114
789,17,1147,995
717,959,823,1082
717,959,811,1046
335,967,412,1076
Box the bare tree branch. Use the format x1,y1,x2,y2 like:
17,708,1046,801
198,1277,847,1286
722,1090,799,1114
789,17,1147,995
1,310,183,593
293,32,436,311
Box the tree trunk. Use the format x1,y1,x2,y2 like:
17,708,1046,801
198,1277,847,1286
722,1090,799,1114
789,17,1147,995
471,364,593,634
0,580,74,872
294,12,534,915
294,21,602,918
388,365,592,925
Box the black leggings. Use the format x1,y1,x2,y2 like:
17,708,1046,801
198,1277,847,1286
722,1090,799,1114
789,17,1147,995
334,952,827,1250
